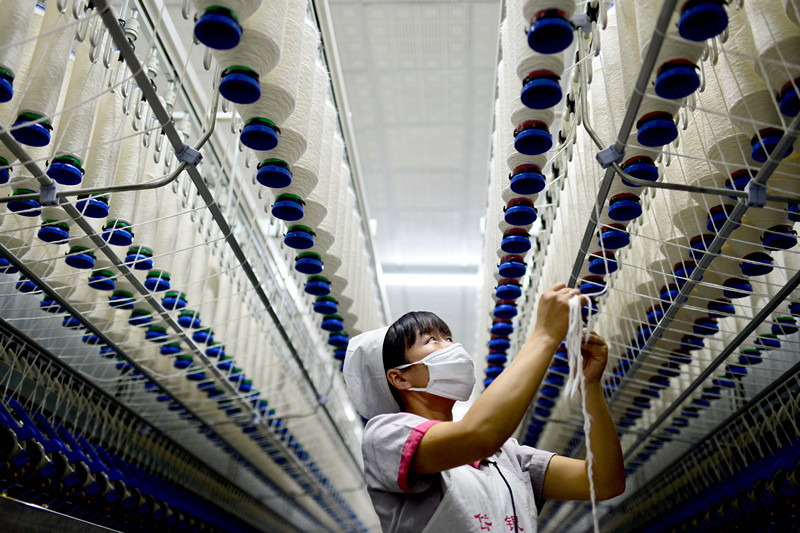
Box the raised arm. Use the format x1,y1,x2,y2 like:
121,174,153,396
412,283,580,474
541,332,626,501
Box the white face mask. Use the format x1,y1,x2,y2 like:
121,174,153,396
394,343,476,401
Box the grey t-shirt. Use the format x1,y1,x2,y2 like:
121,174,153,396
362,412,555,533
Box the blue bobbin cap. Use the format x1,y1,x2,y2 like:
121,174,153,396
219,68,261,105
272,194,305,221
751,128,793,163
295,252,324,275
483,377,497,388
0,157,9,185
162,290,187,310
88,270,115,291
761,225,797,251
582,299,599,318
527,10,574,54
486,365,505,379
670,350,693,365
284,225,315,250
75,195,109,219
501,229,531,254
304,275,331,296
11,114,51,147
673,260,698,285
788,203,800,224
193,328,214,345
772,316,798,336
493,301,518,319
496,279,522,300
144,270,171,292
0,69,12,103
678,0,728,42
488,336,511,352
660,283,681,304
0,256,17,274
654,60,700,100
706,204,737,233
598,224,630,249
322,315,344,332
65,247,95,269
47,156,84,186
62,315,81,329
722,277,752,299
689,234,714,260
145,326,168,343
38,221,70,244
194,7,242,50
580,275,605,295
125,246,153,271
509,164,546,195
637,112,678,147
498,254,527,279
178,310,201,329
314,296,338,315
514,121,552,156
504,198,537,226
7,189,40,217
40,296,64,313
102,220,134,247
646,305,664,325
778,78,800,118
490,319,513,337
588,250,618,275
707,298,735,318
328,332,349,348
243,120,281,152
693,317,719,336
174,355,193,369
257,158,291,188
15,277,39,294
521,70,562,110
755,333,781,350
621,157,659,187
128,309,152,327
207,343,226,359
725,169,754,199
740,252,773,277
487,352,508,365
333,348,347,362
608,193,642,222
109,289,135,310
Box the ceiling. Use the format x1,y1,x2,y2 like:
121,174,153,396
328,0,501,355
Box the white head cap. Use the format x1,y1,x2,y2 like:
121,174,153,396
343,326,400,419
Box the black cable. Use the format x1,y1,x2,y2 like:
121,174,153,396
488,460,519,533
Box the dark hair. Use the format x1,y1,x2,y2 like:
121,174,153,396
383,311,452,409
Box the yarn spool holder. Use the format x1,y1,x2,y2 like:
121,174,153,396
91,1,368,513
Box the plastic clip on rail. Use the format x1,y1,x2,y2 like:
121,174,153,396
596,145,625,169
175,143,202,167
744,180,767,208
38,181,61,206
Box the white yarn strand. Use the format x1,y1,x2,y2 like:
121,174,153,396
565,295,599,533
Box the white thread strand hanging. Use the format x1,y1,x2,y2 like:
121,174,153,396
105,120,143,240
79,90,125,213
565,295,599,533
14,2,75,147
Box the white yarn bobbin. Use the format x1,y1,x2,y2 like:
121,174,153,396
128,145,161,270
0,0,37,97
49,21,106,185
235,0,307,130
717,8,783,148
45,250,82,300
146,185,186,292
253,21,319,171
614,0,643,100
309,102,339,229
212,0,288,101
744,1,800,115
104,120,142,246
17,240,58,284
78,90,125,219
14,2,74,148
290,63,329,199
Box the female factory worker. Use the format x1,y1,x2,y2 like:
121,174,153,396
343,283,625,532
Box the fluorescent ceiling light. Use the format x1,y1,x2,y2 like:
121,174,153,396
382,272,480,287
